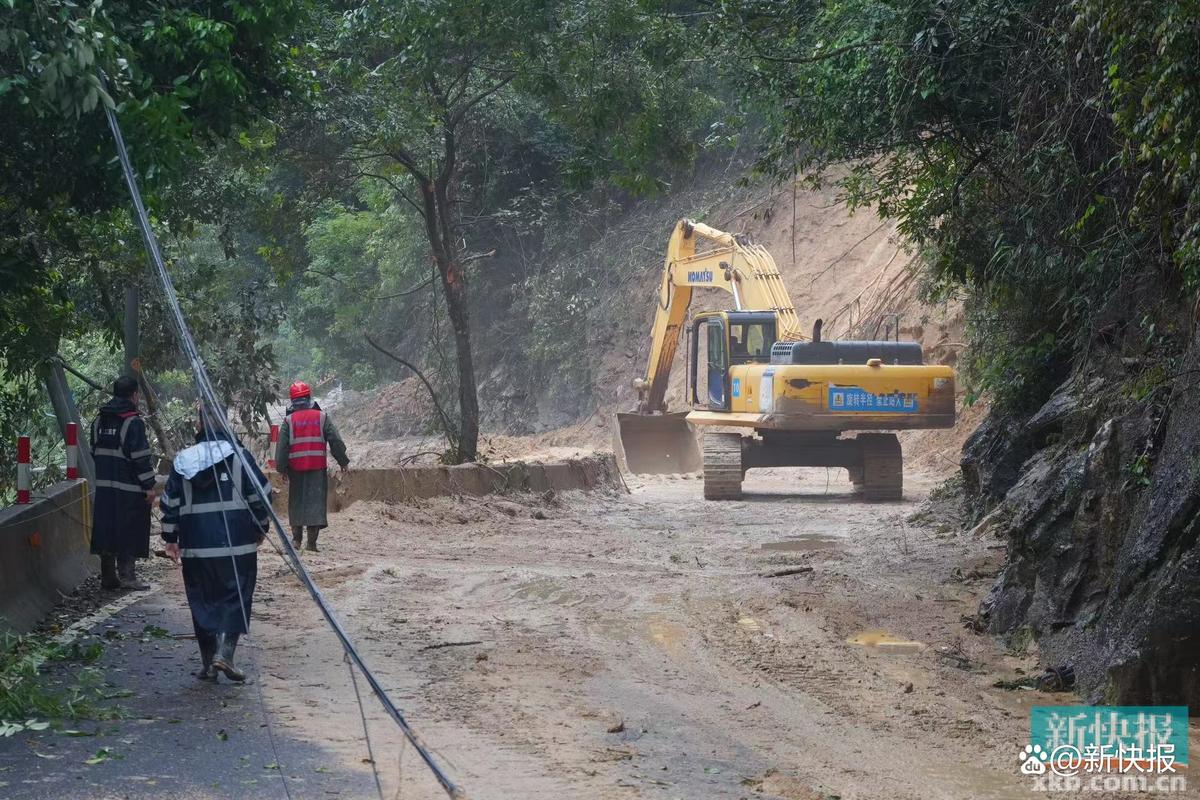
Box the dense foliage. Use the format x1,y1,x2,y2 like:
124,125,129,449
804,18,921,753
713,0,1200,410
0,0,301,488
256,0,721,459
2,0,1197,486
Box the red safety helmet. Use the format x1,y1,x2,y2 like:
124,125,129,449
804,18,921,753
289,381,312,400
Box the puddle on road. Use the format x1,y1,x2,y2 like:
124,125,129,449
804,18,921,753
760,534,841,553
510,577,584,606
846,629,926,654
591,614,689,658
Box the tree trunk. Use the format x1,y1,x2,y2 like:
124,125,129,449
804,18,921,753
415,173,480,463
442,279,479,462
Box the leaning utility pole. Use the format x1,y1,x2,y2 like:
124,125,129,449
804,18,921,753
122,283,175,459
38,361,96,490
123,285,140,378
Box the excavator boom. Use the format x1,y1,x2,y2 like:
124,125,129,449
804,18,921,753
636,220,803,414
618,219,801,473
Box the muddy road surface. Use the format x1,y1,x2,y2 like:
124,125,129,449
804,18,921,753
249,467,1048,800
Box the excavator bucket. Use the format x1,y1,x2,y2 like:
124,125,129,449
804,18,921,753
615,411,702,474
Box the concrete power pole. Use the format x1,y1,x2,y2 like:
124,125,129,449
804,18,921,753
124,285,140,378
39,361,96,490
122,283,176,460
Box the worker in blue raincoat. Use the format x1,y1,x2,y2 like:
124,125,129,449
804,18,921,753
159,421,272,682
90,375,158,590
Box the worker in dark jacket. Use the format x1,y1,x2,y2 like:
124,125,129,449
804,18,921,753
160,423,272,682
90,375,157,590
275,381,348,552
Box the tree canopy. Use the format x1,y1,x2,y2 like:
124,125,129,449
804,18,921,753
711,0,1200,408
1,0,301,372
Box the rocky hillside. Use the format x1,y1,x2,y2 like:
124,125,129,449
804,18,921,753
964,288,1200,705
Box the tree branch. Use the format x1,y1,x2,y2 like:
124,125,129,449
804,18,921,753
53,355,106,391
364,334,458,450
448,75,515,130
386,147,430,186
309,268,434,301
359,170,427,219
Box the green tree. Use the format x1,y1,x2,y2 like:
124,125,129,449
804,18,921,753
1,0,301,364
710,0,1200,410
0,0,302,481
309,0,717,461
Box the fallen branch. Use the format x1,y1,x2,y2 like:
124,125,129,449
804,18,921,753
419,640,483,651
398,450,445,466
761,566,814,578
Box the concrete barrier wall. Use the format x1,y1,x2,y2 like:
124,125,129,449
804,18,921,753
0,481,95,634
271,454,623,513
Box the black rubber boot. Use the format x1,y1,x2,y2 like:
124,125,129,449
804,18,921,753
212,633,246,682
195,634,218,682
291,526,303,547
99,555,120,590
305,527,320,553
117,557,150,591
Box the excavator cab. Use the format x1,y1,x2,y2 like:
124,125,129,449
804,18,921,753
689,312,777,411
616,311,778,474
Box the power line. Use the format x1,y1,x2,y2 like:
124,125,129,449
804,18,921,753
101,83,465,800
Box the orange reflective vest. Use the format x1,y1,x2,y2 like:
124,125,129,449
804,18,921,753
287,409,327,471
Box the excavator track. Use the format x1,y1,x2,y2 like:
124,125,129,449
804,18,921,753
857,433,903,501
702,432,744,500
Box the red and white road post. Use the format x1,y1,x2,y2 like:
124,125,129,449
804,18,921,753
16,435,31,504
268,423,279,470
65,422,79,480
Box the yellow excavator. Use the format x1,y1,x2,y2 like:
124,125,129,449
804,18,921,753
616,219,955,500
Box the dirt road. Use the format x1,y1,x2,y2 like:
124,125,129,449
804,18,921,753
248,466,1045,800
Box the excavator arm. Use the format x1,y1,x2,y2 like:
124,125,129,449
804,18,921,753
636,219,804,413
616,219,808,474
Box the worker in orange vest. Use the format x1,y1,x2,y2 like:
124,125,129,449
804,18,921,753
274,381,349,552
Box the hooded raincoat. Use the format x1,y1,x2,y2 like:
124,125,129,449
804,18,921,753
159,433,272,637
89,396,156,558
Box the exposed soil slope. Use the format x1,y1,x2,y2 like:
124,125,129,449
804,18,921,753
336,173,974,470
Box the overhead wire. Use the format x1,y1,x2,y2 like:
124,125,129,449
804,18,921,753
101,84,465,799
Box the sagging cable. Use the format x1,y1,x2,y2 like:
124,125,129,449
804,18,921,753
100,88,465,799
